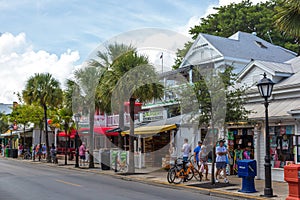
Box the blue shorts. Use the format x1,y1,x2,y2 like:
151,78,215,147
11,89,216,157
183,156,188,162
216,162,226,169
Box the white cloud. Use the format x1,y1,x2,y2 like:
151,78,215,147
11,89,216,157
0,32,80,104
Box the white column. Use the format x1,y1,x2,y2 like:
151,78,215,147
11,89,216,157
54,128,58,147
189,68,193,84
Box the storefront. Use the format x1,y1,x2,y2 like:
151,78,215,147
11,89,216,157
269,125,295,168
122,124,178,168
227,127,255,175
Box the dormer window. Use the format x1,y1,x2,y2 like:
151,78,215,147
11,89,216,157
255,41,267,49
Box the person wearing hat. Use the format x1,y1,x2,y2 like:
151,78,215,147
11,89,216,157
215,139,230,183
193,141,202,170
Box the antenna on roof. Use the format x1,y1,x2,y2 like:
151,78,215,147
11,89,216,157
267,31,273,44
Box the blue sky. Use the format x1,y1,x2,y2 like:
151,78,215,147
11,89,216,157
0,0,217,62
0,0,265,104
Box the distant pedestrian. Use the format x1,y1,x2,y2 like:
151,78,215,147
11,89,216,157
215,139,230,183
42,144,46,159
181,138,191,162
181,138,191,182
199,145,209,181
79,142,86,166
193,141,202,169
18,144,23,156
50,143,57,164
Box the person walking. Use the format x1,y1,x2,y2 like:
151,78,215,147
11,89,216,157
50,143,57,164
181,138,191,162
193,141,202,170
18,144,23,157
181,138,191,182
79,142,86,166
215,139,230,183
199,145,209,181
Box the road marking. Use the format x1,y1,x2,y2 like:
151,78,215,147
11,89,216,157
55,179,82,187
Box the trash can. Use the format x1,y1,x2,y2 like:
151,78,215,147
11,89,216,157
101,150,110,170
12,149,18,158
5,148,9,157
284,164,300,200
237,159,257,193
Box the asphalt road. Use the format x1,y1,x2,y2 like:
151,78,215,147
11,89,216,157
0,159,224,200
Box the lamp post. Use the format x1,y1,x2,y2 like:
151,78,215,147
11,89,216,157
257,72,275,197
74,113,81,168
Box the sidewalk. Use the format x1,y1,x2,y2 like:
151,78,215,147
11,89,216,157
4,156,289,200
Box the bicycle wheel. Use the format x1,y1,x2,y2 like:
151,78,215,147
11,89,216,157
186,163,194,181
172,167,183,184
24,153,31,160
192,168,202,181
167,168,173,183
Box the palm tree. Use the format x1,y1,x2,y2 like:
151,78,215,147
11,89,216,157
74,66,102,168
22,73,63,162
275,0,300,54
112,51,164,173
92,43,136,149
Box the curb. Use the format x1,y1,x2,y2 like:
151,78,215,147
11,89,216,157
2,157,272,200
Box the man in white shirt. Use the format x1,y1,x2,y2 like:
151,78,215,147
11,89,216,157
181,138,191,182
181,138,191,162
215,139,230,183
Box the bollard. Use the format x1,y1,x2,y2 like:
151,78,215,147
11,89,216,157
284,164,300,200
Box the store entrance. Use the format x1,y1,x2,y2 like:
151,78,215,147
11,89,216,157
228,128,254,175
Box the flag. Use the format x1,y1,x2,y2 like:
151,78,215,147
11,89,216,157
160,53,163,59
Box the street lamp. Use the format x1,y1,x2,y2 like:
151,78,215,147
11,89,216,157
74,113,81,168
257,72,275,197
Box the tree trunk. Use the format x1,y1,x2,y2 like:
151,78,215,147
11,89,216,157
128,97,135,173
39,122,42,162
43,105,51,163
118,103,124,149
89,104,95,168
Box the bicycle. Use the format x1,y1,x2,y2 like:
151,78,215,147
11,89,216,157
167,157,202,184
23,150,32,160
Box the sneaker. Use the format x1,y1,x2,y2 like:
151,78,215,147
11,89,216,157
224,178,229,183
215,179,219,183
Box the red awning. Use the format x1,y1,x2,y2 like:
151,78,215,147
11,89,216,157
79,126,119,137
124,101,142,106
57,129,76,139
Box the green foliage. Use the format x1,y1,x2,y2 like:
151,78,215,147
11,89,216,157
275,0,300,53
172,42,193,70
174,0,299,69
22,73,63,109
192,66,250,127
0,112,9,134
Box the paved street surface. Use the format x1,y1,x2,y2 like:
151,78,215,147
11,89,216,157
0,159,224,200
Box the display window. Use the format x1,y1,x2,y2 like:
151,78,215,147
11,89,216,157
228,128,254,174
269,125,295,168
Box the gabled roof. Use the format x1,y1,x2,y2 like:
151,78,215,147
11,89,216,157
183,31,296,69
285,56,300,73
238,60,293,81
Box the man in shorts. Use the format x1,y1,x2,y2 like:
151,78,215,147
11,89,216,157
199,145,209,181
79,142,86,166
215,139,230,183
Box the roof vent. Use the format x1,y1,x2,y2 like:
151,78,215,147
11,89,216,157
255,41,267,49
252,32,257,36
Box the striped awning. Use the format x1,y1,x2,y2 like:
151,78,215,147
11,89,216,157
121,124,177,135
